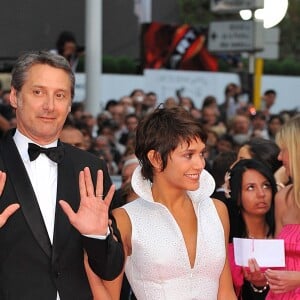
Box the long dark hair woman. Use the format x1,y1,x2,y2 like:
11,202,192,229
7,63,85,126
224,159,277,299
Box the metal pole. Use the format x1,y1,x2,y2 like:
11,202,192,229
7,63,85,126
247,52,255,104
85,0,102,115
253,57,264,109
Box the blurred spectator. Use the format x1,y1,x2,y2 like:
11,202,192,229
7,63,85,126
216,134,236,154
178,96,201,119
211,151,237,203
50,31,84,72
69,102,85,125
81,112,97,137
164,96,178,108
0,86,12,136
98,119,126,172
201,95,220,119
111,154,139,209
249,110,269,139
129,89,146,117
179,95,194,111
91,135,119,175
261,89,276,119
104,99,118,114
59,124,86,150
236,137,282,174
229,113,251,147
0,89,16,124
0,81,14,132
219,83,247,125
267,114,284,141
0,80,2,98
143,91,157,114
201,106,227,137
205,129,220,168
119,96,135,115
119,113,139,147
108,102,126,140
96,110,112,135
122,133,137,159
100,100,126,141
81,127,94,151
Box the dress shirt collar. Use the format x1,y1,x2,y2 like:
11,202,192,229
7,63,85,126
13,129,58,162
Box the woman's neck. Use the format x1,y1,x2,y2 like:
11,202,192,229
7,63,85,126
243,214,269,239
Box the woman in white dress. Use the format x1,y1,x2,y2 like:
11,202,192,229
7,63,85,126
86,106,237,300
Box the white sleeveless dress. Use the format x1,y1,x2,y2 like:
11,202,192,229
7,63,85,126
122,167,226,300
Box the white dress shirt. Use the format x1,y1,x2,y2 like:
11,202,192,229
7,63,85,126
14,129,58,243
13,129,60,299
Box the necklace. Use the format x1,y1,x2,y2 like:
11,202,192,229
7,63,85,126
248,234,267,239
247,225,269,239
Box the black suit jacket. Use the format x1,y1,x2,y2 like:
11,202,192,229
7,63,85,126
0,130,124,300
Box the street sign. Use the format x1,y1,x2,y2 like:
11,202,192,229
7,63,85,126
256,27,280,59
211,0,263,13
208,20,264,53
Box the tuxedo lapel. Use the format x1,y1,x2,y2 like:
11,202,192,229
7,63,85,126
52,146,79,262
1,132,52,258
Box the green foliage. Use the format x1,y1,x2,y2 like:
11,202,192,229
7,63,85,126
264,58,300,76
103,56,120,73
178,0,213,25
218,57,300,76
217,58,232,72
116,56,138,74
76,55,139,74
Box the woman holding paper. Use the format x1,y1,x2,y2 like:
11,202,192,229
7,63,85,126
224,159,277,299
265,115,300,299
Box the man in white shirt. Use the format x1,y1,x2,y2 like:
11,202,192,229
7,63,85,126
0,51,124,300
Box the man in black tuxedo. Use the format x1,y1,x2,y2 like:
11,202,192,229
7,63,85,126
0,51,124,299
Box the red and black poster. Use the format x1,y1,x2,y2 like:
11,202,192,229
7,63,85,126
141,22,218,71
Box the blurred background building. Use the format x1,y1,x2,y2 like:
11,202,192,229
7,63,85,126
1,0,300,114
0,0,180,70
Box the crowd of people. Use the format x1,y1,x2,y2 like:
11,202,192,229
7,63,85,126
0,49,299,300
24,79,293,182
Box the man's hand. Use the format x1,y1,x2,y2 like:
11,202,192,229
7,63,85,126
59,167,115,235
0,171,20,227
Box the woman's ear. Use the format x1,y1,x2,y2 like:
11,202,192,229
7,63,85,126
147,149,162,171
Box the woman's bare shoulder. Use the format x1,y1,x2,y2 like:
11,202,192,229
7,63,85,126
212,198,228,214
212,198,229,226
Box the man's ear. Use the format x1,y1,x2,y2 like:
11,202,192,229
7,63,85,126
10,87,18,109
147,149,162,171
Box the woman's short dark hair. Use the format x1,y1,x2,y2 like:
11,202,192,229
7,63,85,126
227,159,276,242
135,106,207,182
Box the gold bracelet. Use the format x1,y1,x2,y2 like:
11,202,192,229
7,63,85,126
250,282,269,293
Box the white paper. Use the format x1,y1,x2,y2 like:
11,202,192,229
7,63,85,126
233,238,285,267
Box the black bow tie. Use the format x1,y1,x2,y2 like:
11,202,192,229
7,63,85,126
28,142,65,163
